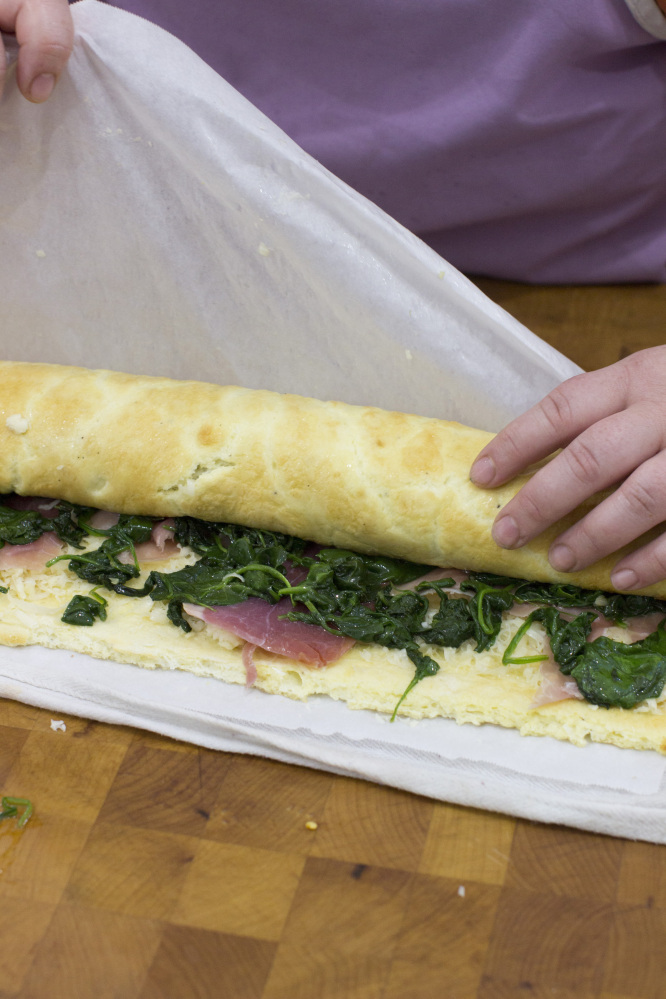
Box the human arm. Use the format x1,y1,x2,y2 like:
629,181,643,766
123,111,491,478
0,0,73,102
470,346,666,591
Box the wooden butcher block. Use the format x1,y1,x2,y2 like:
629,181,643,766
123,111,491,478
2,280,666,999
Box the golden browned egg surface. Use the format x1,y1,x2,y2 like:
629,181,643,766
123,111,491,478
0,360,663,595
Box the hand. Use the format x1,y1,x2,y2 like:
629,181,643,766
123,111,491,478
470,346,666,591
0,0,73,102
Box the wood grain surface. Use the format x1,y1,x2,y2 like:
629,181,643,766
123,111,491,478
4,278,666,999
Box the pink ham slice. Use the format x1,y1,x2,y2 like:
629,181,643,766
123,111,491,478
3,495,60,518
88,513,179,562
533,611,666,706
0,531,64,569
183,598,354,668
529,611,666,707
532,654,584,708
242,643,259,686
589,610,666,644
89,510,120,531
528,608,604,707
118,519,180,563
509,602,542,619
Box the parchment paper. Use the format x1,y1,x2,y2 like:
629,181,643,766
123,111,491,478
2,1,664,841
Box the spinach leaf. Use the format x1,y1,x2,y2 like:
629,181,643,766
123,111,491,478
418,578,515,653
598,592,666,623
570,623,666,709
502,606,666,709
391,647,441,721
490,574,666,623
51,502,95,548
511,580,601,608
0,506,49,547
139,560,291,617
0,497,92,549
532,607,597,673
286,586,430,646
466,572,527,589
61,590,108,626
315,548,433,589
465,581,516,652
419,589,476,648
174,518,310,563
173,517,229,557
49,514,155,592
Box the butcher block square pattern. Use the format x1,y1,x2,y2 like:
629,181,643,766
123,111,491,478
3,697,666,999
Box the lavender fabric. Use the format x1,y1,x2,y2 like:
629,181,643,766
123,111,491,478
106,0,666,284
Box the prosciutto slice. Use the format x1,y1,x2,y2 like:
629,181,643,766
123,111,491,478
183,598,354,668
242,643,259,686
3,495,60,518
118,519,180,563
89,510,120,531
532,655,585,707
0,532,64,569
589,610,666,644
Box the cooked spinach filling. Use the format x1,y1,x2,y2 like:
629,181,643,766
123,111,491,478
2,496,666,713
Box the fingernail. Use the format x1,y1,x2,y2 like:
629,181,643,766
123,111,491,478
29,73,55,103
549,543,576,572
611,568,639,591
470,456,495,486
492,515,521,549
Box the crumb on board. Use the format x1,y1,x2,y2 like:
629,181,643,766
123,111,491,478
305,820,318,831
50,720,67,732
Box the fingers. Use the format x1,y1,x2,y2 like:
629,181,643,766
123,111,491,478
548,450,666,582
470,365,632,489
0,0,73,102
612,528,666,592
468,349,666,587
488,402,665,553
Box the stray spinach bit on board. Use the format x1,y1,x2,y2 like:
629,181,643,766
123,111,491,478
0,796,33,828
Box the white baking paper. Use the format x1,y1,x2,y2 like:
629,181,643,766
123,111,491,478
1,1,578,425
1,0,664,842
